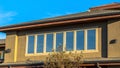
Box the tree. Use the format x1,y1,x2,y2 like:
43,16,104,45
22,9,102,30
44,45,83,68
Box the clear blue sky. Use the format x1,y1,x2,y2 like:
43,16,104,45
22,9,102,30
0,0,120,39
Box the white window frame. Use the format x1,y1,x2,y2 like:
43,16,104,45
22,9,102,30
25,28,98,56
83,28,98,53
65,31,74,51
36,34,45,54
75,29,84,51
55,32,64,52
46,33,54,53
26,35,35,55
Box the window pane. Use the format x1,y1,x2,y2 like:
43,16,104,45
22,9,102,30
66,32,74,51
0,52,4,59
28,36,34,54
37,35,44,53
46,34,53,52
87,30,96,50
56,33,63,51
77,31,84,50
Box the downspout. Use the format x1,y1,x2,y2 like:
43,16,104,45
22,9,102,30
97,63,101,68
8,65,11,68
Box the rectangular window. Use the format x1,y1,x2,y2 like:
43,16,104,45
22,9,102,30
76,31,84,50
0,51,4,59
37,35,44,53
26,28,97,55
46,34,53,52
56,33,63,51
66,32,74,51
87,29,96,50
27,36,35,54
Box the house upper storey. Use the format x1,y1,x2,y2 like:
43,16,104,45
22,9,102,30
0,3,119,55
0,3,120,64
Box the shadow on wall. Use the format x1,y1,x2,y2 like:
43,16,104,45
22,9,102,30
101,22,108,58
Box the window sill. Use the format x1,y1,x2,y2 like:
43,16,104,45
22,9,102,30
25,50,98,56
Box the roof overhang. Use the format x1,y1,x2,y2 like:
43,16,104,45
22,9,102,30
90,3,120,10
0,14,120,32
81,63,120,67
0,45,5,48
0,60,120,67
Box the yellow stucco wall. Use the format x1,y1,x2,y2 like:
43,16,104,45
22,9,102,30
4,32,17,63
4,20,120,63
4,23,102,63
15,27,102,62
108,20,120,57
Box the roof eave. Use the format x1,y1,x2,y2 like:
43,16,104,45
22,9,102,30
90,3,120,10
0,14,120,32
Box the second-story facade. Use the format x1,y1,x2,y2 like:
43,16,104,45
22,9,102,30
0,3,120,68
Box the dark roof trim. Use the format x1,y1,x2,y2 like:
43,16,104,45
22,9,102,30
0,62,44,67
1,58,120,66
90,3,120,10
1,10,120,28
0,45,5,48
81,63,120,67
0,60,120,67
0,14,120,32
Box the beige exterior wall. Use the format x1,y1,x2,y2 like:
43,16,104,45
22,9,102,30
4,23,103,63
107,20,120,57
4,32,17,63
15,28,101,62
4,20,120,63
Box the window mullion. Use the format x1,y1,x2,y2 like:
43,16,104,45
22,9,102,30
63,32,66,51
26,36,28,54
84,30,87,51
34,35,37,54
44,34,46,53
96,29,98,50
53,33,56,52
74,31,76,51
